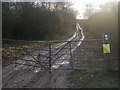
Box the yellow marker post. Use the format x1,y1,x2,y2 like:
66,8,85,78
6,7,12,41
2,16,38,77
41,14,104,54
103,44,110,53
102,33,111,71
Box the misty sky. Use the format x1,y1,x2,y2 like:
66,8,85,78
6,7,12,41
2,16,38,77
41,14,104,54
70,0,119,19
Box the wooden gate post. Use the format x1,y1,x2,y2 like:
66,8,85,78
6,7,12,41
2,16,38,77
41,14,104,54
49,43,52,73
102,33,111,71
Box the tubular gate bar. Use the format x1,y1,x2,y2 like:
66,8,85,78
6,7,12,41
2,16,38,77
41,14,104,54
2,38,104,73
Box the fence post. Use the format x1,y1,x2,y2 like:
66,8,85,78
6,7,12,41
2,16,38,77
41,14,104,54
102,33,111,71
68,42,73,69
49,43,52,73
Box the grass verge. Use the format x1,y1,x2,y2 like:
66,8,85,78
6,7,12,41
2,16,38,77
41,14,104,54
67,26,118,88
67,68,119,88
2,42,43,66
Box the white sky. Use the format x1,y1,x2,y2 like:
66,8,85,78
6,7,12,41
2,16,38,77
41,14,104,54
70,0,119,19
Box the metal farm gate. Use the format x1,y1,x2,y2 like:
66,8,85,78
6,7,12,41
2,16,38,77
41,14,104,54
3,21,116,73
2,38,106,73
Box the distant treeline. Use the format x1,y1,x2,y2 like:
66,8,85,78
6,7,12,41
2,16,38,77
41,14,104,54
81,2,118,57
2,2,77,40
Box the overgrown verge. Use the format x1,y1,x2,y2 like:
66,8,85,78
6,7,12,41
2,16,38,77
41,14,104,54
67,23,118,88
67,68,118,88
2,42,41,66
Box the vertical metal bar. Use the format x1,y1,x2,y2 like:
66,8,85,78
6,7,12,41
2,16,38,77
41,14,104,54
68,42,73,69
49,43,52,73
14,47,17,67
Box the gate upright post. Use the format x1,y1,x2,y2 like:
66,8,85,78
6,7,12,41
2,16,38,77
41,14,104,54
69,42,73,69
14,47,17,67
49,43,52,73
14,47,18,67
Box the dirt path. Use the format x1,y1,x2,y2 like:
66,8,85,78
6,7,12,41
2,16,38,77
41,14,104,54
2,23,84,88
2,61,71,88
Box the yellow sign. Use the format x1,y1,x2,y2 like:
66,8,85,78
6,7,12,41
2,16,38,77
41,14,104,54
103,44,110,53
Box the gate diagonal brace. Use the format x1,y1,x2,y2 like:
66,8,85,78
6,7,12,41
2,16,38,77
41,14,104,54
37,53,50,69
21,47,49,70
51,42,69,65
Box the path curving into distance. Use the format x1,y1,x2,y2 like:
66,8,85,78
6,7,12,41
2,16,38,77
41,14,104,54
2,23,85,88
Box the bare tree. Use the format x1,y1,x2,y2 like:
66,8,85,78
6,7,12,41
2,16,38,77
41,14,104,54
84,4,94,19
